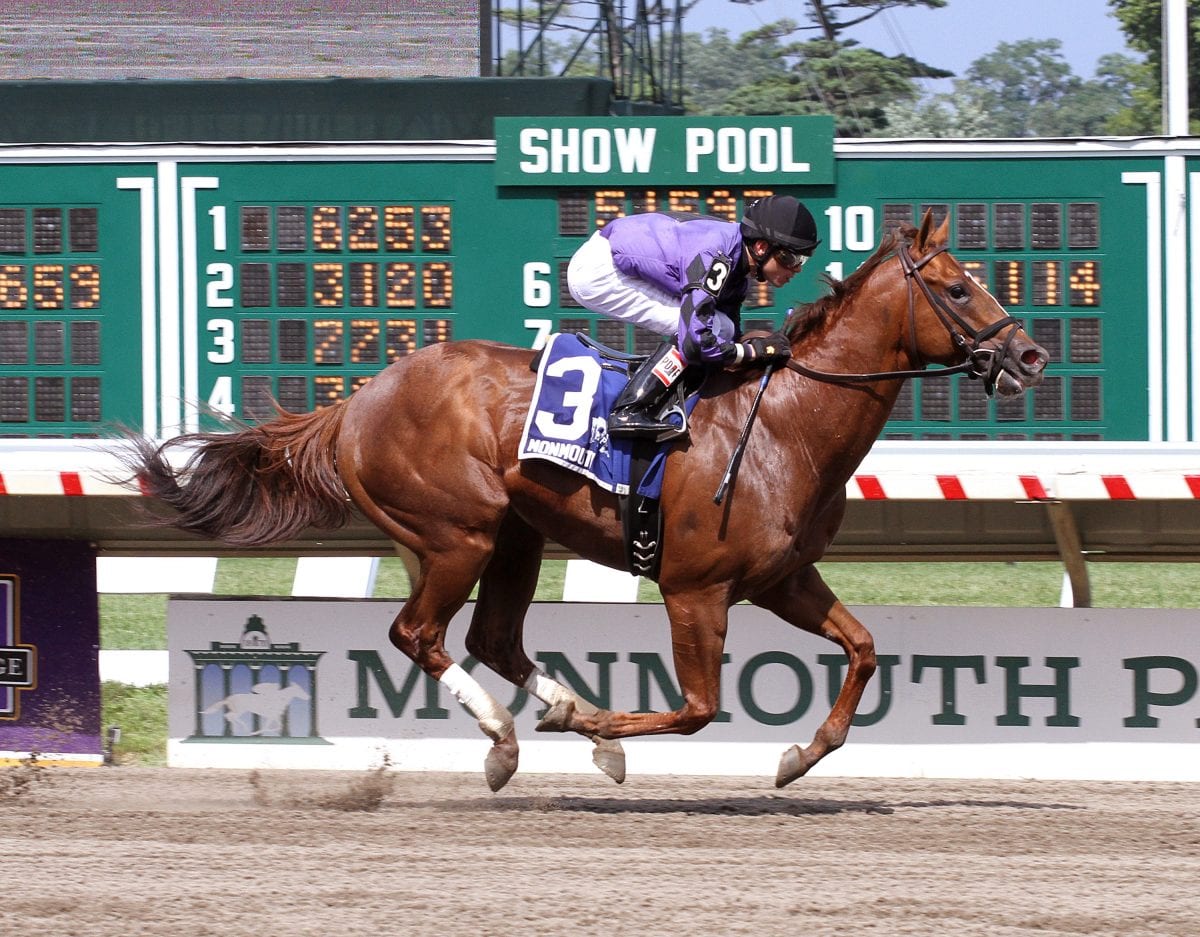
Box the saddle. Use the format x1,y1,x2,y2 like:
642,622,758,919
527,333,703,581
571,333,703,445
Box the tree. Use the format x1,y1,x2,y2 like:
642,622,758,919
960,40,1086,137
733,0,947,44
876,39,1154,137
683,10,951,135
1095,53,1161,134
682,25,792,115
1109,0,1200,131
764,40,934,134
879,92,996,137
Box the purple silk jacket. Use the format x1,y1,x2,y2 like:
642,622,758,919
600,212,751,365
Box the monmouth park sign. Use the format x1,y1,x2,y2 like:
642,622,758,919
167,599,1200,782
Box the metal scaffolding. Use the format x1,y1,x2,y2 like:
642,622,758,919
487,0,685,112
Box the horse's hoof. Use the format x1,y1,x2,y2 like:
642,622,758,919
591,738,626,784
535,698,575,733
484,733,520,792
775,744,807,788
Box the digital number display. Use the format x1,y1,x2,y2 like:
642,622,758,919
312,262,344,307
1030,203,1062,248
0,204,103,430
594,190,624,229
351,319,380,362
420,206,452,251
1069,260,1101,305
208,202,456,418
385,262,417,307
891,200,1101,306
705,190,738,222
348,206,379,250
70,264,101,309
33,265,65,309
277,207,306,251
0,153,1147,442
312,206,342,251
879,199,1104,439
1032,261,1061,306
230,204,454,310
0,265,26,308
384,206,415,250
350,262,377,307
994,260,1024,306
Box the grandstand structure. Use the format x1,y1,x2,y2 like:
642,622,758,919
0,0,483,80
0,1,687,141
0,0,682,112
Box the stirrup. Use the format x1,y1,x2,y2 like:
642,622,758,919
608,410,686,443
608,412,672,437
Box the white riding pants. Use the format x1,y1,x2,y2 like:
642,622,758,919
566,231,680,337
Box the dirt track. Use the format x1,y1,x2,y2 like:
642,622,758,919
3,767,1199,936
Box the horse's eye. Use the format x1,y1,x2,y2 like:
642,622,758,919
947,283,969,301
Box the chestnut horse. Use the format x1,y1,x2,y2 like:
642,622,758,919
126,212,1047,791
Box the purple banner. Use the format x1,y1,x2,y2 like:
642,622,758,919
0,539,101,762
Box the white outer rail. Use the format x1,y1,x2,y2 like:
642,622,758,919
2,439,1198,607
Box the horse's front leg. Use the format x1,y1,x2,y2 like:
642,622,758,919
537,584,731,740
751,564,877,787
466,513,625,784
385,528,521,793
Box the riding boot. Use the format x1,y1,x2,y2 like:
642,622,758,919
608,342,685,439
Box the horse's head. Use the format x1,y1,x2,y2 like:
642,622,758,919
900,211,1048,397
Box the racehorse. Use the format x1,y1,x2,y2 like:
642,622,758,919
125,211,1048,791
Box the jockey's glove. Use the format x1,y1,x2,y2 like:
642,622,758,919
737,331,792,367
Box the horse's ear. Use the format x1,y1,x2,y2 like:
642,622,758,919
932,211,951,246
913,209,950,253
913,210,933,251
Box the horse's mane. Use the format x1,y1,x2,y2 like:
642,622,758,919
784,222,916,342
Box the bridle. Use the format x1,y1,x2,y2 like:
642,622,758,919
784,239,1023,396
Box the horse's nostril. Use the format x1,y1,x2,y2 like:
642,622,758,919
1021,348,1044,367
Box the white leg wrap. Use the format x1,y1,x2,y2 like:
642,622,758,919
524,668,600,716
523,669,575,707
440,663,512,742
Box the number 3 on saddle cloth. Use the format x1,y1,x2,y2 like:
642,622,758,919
520,332,700,579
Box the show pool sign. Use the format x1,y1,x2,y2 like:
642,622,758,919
167,599,1200,782
493,116,836,185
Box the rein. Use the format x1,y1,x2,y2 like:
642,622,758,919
783,240,1021,395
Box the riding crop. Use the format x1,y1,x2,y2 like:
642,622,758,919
713,362,776,505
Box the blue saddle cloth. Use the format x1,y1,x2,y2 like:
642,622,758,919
518,333,685,498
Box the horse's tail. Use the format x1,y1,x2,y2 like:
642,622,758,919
126,403,351,547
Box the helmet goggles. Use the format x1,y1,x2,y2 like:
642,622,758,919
771,245,811,271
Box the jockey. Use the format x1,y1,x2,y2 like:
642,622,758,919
566,194,820,438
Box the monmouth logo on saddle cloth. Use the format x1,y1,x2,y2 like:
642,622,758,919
520,332,681,497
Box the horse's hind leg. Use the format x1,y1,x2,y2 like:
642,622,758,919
536,583,733,742
387,540,521,792
465,512,626,784
751,565,877,787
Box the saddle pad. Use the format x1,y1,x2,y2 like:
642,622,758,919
519,332,635,495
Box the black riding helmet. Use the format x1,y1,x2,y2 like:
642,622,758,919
740,195,821,253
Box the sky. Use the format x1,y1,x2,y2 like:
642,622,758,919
684,0,1136,88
